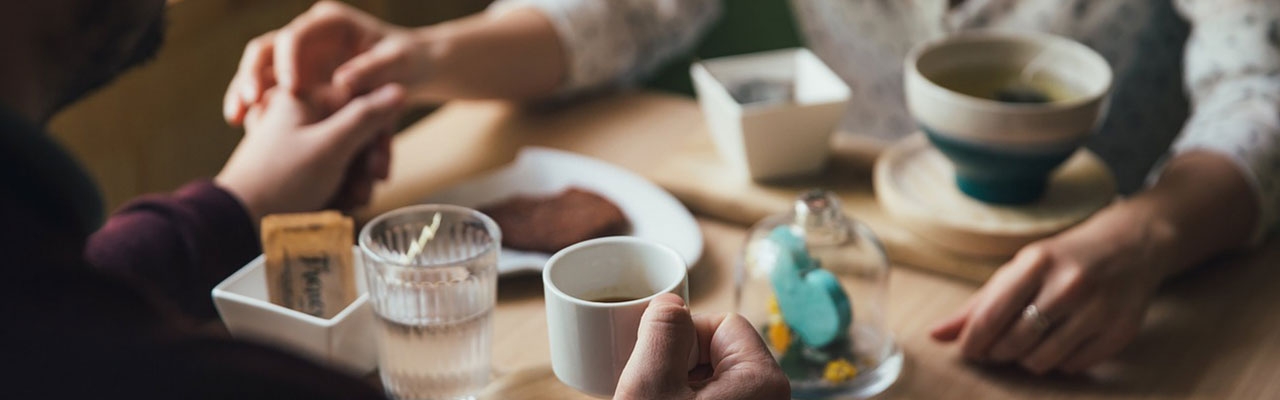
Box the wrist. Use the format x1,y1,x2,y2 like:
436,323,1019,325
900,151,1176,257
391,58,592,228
214,170,266,224
405,24,458,101
1110,197,1183,279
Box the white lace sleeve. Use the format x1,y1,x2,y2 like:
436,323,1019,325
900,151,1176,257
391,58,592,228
490,0,721,94
1173,0,1280,241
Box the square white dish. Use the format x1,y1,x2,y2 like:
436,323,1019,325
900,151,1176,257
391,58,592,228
691,48,850,181
211,246,376,375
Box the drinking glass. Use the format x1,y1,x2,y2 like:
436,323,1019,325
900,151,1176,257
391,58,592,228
359,205,501,400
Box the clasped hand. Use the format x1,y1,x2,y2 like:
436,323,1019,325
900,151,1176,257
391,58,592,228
217,1,420,219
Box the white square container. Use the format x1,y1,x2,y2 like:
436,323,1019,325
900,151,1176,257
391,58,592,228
211,246,376,375
691,48,850,181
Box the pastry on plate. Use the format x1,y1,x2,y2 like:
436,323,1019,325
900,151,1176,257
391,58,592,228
478,188,630,254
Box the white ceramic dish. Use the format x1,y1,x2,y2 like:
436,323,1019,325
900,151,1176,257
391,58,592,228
691,48,850,181
423,147,704,275
211,247,376,375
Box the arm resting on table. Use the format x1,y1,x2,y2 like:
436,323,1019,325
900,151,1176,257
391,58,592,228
85,180,260,319
1134,151,1261,278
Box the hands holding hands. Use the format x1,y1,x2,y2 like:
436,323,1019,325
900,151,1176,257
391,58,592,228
216,1,424,219
222,1,434,126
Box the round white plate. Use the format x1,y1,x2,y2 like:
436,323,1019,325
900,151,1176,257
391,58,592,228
423,147,703,275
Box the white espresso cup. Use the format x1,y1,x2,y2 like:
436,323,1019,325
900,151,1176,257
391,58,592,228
543,237,698,397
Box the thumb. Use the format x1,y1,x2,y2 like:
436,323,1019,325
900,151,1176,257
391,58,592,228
617,294,697,398
314,83,405,156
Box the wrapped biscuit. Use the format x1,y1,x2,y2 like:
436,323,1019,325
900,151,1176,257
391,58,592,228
261,211,357,319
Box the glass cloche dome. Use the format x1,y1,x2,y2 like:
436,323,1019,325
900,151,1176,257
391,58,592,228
735,189,901,398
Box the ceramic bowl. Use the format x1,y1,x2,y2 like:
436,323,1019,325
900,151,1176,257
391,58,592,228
691,48,850,181
904,31,1112,204
211,246,376,375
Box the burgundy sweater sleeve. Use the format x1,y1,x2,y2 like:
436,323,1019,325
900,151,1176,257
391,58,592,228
86,180,260,319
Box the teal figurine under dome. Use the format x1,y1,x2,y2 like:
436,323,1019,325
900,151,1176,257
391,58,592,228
736,190,902,399
767,226,852,349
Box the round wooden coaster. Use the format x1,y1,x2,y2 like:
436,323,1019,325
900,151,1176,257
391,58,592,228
874,134,1116,259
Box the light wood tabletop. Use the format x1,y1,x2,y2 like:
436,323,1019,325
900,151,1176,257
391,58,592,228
367,91,1280,399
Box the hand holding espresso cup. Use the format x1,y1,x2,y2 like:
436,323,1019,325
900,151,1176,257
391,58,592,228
616,294,791,400
543,237,789,399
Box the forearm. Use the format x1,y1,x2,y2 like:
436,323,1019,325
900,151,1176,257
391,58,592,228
412,7,567,101
1131,151,1259,278
86,180,261,319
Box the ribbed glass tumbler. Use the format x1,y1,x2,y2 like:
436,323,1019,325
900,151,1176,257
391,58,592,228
359,205,501,400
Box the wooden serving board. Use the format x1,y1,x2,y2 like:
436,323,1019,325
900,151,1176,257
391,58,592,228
648,131,1005,283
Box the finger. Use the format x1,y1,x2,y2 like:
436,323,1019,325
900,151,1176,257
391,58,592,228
959,247,1051,361
1020,310,1101,375
987,277,1079,362
1059,315,1141,374
240,32,277,105
334,39,405,96
693,313,790,400
240,87,281,130
930,295,978,342
274,13,351,92
617,294,697,397
314,83,405,156
225,31,277,124
275,1,379,92
249,87,314,130
690,313,726,365
223,92,245,126
990,251,1102,363
985,307,1050,363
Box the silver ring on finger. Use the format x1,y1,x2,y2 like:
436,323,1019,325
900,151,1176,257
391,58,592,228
1022,304,1053,335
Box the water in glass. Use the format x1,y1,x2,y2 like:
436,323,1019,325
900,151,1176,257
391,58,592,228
361,205,500,400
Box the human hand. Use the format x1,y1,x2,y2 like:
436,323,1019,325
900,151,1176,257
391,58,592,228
930,201,1176,375
616,294,790,400
223,1,434,126
215,83,404,222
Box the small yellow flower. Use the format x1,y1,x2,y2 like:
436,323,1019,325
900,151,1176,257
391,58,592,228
768,322,791,353
823,359,858,383
767,295,781,316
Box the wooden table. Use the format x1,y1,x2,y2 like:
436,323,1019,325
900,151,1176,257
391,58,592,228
367,91,1280,399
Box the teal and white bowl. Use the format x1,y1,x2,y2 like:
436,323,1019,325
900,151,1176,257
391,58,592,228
904,31,1112,204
